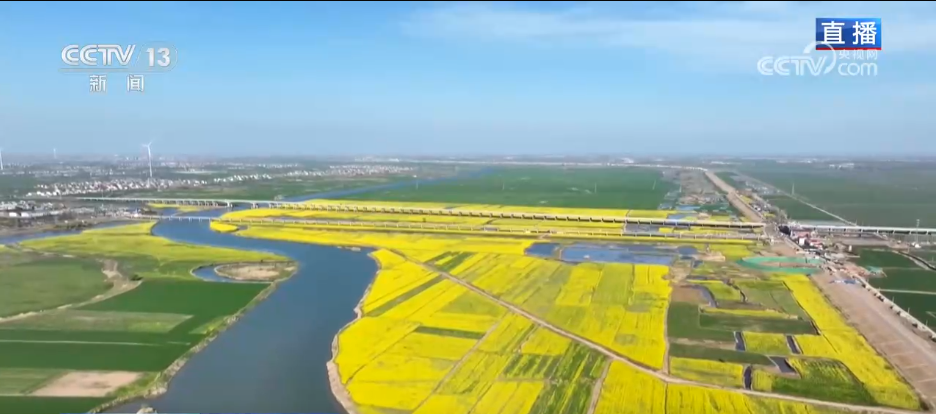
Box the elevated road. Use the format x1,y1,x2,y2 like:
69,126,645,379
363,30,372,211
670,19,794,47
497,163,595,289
124,214,767,241
787,223,936,236
65,196,766,229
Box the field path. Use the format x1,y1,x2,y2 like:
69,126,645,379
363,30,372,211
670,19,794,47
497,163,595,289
407,254,919,414
586,360,611,414
0,254,140,324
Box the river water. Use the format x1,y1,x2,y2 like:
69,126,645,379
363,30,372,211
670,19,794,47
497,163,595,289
10,174,484,413
103,207,376,413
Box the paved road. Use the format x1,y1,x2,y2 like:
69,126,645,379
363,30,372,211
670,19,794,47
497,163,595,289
704,171,765,224
406,251,915,414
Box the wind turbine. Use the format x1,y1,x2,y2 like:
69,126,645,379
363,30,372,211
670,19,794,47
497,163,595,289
142,142,154,183
0,147,4,171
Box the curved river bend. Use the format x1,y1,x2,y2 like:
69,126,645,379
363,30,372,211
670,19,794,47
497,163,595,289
103,207,375,413
2,173,488,413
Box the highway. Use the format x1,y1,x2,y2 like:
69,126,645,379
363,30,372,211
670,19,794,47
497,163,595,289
787,223,936,236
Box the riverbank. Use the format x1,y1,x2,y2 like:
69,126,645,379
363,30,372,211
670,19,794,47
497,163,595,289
1,222,292,414
91,277,286,413
325,251,380,414
0,217,128,238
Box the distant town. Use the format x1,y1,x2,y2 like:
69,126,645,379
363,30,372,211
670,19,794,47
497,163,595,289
23,164,414,197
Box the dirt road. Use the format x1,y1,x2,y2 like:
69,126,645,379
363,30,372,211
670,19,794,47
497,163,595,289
817,271,936,408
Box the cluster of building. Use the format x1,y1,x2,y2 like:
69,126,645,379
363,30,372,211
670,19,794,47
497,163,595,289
0,201,93,219
27,178,207,197
25,164,415,197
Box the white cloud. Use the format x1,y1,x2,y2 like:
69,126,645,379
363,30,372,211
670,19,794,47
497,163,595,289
403,1,936,70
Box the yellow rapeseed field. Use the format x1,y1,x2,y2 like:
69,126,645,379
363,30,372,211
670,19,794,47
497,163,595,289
456,256,671,369
785,275,920,409
477,313,535,353
702,307,796,320
418,312,500,333
383,332,477,361
237,225,534,255
230,216,874,413
377,280,462,320
488,219,622,228
412,395,476,414
471,380,545,414
436,351,514,400
209,222,239,233
594,361,666,414
351,353,455,382
668,357,745,388
555,263,603,306
361,251,438,314
596,361,852,414
345,380,438,411
609,264,670,369
334,317,420,383
752,369,775,392
520,327,571,356
399,249,446,262
742,332,793,355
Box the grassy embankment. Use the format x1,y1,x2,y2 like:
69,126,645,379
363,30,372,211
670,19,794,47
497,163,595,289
0,223,288,414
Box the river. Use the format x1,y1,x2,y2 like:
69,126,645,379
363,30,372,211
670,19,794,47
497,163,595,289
6,174,487,413
103,207,375,413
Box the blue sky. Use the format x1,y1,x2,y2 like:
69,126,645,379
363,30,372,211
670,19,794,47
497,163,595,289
0,1,934,157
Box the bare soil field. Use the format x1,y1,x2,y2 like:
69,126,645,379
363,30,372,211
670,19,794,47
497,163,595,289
31,371,141,397
215,262,296,281
671,286,707,304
